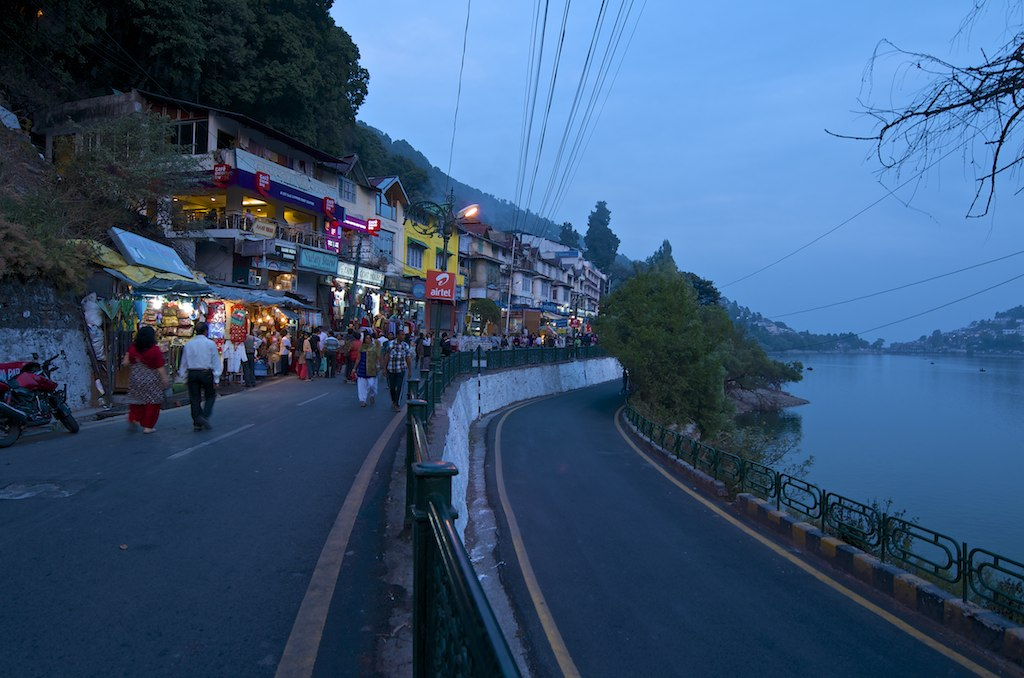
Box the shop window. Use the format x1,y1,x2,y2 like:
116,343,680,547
340,178,356,203
216,129,235,149
407,244,425,269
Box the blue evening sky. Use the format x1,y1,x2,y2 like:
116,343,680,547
333,2,1024,343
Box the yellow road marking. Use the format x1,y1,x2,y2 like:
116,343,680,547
613,407,995,678
275,410,405,678
496,401,581,678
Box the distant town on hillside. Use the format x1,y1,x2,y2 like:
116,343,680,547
727,301,1024,355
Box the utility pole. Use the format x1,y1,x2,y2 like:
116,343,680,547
343,232,363,327
504,232,517,335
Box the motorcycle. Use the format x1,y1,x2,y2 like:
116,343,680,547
0,351,80,448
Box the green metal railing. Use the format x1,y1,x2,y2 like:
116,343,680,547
623,402,1024,621
404,344,608,676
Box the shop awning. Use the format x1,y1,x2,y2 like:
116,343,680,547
406,238,429,250
79,240,213,295
205,283,319,311
278,308,299,321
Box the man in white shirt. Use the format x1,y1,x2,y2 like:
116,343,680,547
179,321,223,431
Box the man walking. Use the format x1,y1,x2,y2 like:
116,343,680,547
242,328,257,386
322,330,340,378
383,329,413,412
178,321,222,431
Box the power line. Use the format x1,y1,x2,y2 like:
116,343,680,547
445,0,474,194
720,141,972,290
855,271,1024,336
770,248,1024,318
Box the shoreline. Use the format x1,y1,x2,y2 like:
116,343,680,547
729,387,809,415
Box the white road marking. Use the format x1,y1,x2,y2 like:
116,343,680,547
296,393,329,407
167,424,255,459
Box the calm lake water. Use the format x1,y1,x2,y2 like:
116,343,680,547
759,353,1024,560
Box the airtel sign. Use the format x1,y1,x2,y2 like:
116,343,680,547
426,270,456,301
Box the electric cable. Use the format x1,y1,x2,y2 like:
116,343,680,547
445,0,474,195
770,248,1024,318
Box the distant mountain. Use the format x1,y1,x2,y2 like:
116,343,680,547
889,305,1024,355
366,125,566,238
724,299,873,352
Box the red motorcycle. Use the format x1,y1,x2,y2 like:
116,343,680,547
0,352,80,448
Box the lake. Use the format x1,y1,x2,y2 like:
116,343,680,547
758,352,1024,560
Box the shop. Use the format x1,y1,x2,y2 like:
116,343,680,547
333,260,385,331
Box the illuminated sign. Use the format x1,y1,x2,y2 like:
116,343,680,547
255,171,271,197
426,270,455,302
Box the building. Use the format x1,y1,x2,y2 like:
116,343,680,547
32,89,414,332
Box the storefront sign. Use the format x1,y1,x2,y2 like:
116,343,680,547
255,171,271,197
323,197,336,218
341,214,379,237
213,163,233,187
384,275,415,294
297,247,339,275
251,218,277,239
274,244,296,261
426,270,455,302
336,261,385,287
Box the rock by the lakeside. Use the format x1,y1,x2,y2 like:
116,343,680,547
728,387,809,414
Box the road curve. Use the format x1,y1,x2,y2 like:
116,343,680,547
489,381,1003,677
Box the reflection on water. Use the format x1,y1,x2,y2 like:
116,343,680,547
732,408,809,476
760,353,1024,560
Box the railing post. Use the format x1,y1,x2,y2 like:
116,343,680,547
407,373,420,401
405,399,429,527
879,513,888,563
412,460,459,678
962,541,969,603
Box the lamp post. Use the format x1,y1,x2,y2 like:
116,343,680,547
405,191,479,364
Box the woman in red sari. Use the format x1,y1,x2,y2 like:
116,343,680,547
124,325,169,434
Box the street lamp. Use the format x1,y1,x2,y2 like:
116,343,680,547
404,190,479,363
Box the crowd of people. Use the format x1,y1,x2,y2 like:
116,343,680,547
124,320,599,433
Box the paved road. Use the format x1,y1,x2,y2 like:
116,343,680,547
0,376,400,677
488,381,1009,677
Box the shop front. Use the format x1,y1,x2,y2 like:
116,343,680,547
333,260,385,331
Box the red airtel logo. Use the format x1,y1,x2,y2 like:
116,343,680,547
426,270,455,300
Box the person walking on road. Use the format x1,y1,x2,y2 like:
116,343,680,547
178,321,222,431
124,325,169,434
355,327,381,407
346,330,361,383
297,332,311,381
383,329,413,411
280,330,292,376
242,329,257,387
322,330,340,378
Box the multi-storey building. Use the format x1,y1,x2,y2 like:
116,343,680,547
32,89,421,331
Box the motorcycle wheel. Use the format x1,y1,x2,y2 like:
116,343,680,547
0,416,22,448
54,401,80,434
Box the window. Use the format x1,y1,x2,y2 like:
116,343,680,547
435,250,450,270
376,230,394,262
407,243,425,269
340,178,356,203
173,120,209,154
376,192,397,221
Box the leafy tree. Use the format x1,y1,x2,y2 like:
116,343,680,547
583,200,619,272
557,222,581,248
468,298,501,334
842,2,1024,217
0,113,202,287
684,272,721,307
644,240,677,273
594,269,730,437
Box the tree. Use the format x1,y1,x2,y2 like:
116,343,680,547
583,200,619,272
644,240,677,273
468,298,501,334
844,4,1024,217
558,222,581,249
594,269,730,437
0,113,203,287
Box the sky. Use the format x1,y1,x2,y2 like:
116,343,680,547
333,1,1024,344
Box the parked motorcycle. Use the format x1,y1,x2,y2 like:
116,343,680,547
0,351,80,448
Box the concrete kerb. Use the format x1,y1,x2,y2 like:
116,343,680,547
624,417,1024,668
737,490,1024,665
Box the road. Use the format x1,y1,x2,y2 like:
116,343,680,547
0,376,400,677
487,381,1012,677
